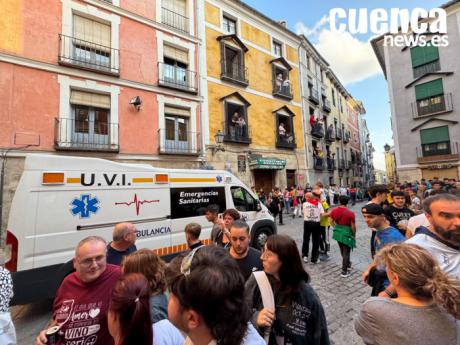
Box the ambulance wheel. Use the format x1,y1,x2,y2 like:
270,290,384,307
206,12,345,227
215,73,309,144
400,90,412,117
253,227,272,250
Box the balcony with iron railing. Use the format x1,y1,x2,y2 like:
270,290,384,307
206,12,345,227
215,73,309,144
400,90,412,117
158,62,197,93
412,93,453,118
220,60,249,86
54,117,119,152
276,134,296,149
413,60,441,79
335,127,343,140
325,128,335,142
158,129,201,155
313,157,325,170
273,81,293,100
58,34,120,76
322,99,331,113
161,7,189,33
416,141,459,164
311,123,325,138
343,130,350,143
308,89,320,105
327,157,335,171
338,158,345,170
222,121,251,144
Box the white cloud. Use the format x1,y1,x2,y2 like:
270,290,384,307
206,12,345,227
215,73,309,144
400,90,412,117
295,19,382,85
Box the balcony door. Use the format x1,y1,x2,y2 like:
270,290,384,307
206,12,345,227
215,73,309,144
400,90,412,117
72,15,111,70
224,45,243,80
70,91,110,148
165,115,189,152
163,45,188,88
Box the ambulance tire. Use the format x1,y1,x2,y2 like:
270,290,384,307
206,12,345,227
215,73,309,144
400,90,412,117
252,227,272,250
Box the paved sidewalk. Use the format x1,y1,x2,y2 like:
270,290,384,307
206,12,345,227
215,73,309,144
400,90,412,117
278,201,371,345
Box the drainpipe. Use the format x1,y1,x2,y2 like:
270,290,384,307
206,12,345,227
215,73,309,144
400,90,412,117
298,42,310,187
0,156,5,244
196,0,209,167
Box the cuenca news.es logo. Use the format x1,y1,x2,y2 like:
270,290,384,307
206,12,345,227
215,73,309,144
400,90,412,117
329,8,449,47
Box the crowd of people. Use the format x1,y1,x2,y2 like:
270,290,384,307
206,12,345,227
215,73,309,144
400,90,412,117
0,178,459,345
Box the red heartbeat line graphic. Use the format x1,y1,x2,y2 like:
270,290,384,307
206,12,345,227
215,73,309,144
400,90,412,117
115,194,160,216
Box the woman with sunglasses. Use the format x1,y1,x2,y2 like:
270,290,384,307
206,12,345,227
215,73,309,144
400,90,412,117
355,243,460,345
246,235,330,345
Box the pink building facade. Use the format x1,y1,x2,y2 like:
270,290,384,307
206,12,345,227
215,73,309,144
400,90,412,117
347,100,365,186
0,0,202,230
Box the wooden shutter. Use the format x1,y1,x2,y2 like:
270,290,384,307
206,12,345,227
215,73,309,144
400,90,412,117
410,45,439,68
164,45,188,64
415,79,444,101
73,14,111,48
420,126,449,144
70,90,111,109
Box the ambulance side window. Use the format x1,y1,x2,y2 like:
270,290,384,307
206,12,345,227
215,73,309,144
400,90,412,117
231,187,256,212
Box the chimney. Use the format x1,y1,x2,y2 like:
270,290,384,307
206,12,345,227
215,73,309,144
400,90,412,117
278,20,286,27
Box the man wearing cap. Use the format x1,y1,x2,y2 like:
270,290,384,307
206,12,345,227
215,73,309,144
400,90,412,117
366,185,390,257
361,204,405,296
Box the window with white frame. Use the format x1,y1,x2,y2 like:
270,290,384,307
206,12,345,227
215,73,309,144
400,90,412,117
161,44,190,89
223,15,237,35
273,40,282,57
162,106,194,153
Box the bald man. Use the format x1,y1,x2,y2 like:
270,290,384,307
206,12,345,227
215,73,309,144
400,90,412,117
106,222,138,265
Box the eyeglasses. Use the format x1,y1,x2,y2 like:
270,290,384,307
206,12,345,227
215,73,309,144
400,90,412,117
180,246,203,276
78,255,106,267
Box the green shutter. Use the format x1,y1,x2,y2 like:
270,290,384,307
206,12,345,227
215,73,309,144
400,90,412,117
415,79,444,101
420,126,450,144
411,45,439,68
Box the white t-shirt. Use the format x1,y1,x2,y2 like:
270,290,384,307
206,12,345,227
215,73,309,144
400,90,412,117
302,201,324,222
407,213,430,236
406,234,460,278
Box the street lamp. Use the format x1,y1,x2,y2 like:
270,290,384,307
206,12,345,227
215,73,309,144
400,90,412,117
211,130,225,154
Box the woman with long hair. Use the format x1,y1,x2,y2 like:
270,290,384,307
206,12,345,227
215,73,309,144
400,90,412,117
355,243,460,345
121,249,168,323
108,273,152,345
245,235,330,345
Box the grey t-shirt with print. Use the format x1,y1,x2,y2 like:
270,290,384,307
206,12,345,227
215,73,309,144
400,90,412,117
355,297,459,345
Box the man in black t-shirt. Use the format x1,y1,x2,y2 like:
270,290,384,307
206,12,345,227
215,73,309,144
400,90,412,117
228,220,263,280
384,191,414,236
106,222,137,265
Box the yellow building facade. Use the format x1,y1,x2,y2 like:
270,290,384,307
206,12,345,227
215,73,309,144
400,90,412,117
384,146,398,184
203,0,306,191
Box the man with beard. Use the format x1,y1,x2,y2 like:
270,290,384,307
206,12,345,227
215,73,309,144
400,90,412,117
406,193,460,278
228,220,263,280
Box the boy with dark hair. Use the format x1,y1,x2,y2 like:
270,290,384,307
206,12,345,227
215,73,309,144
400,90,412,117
384,191,414,236
185,223,203,250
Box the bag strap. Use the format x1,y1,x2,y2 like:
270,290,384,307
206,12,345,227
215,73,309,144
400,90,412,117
253,271,275,344
335,208,349,224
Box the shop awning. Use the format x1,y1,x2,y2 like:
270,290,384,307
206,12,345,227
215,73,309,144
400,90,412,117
249,157,286,170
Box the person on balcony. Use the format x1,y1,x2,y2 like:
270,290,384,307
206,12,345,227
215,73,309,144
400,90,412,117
282,77,291,95
327,124,334,138
236,113,246,138
309,113,316,127
231,111,239,138
275,72,283,92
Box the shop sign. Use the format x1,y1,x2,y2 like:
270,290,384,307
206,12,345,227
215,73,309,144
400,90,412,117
249,157,286,170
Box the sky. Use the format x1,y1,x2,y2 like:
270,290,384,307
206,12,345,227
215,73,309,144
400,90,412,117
243,0,443,171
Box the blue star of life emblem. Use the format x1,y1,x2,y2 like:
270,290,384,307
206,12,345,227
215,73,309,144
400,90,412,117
216,175,223,183
70,194,100,219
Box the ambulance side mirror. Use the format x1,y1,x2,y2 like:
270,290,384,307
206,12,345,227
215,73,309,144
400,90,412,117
256,200,262,212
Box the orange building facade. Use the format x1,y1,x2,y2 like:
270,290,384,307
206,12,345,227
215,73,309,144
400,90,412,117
0,0,203,231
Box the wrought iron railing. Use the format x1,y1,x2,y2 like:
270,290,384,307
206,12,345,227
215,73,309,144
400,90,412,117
276,134,296,149
220,59,248,85
58,34,119,75
335,127,343,140
273,80,293,99
412,93,453,118
322,99,331,112
325,128,335,141
311,123,325,138
54,117,119,152
413,60,441,79
222,121,251,144
327,158,335,171
313,157,325,170
308,89,319,104
158,129,201,155
161,7,189,33
416,141,458,162
158,62,197,93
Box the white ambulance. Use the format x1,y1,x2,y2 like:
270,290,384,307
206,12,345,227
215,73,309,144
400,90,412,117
5,154,276,305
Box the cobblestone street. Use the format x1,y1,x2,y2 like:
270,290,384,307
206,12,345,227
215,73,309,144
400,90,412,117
278,201,371,345
13,202,371,345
